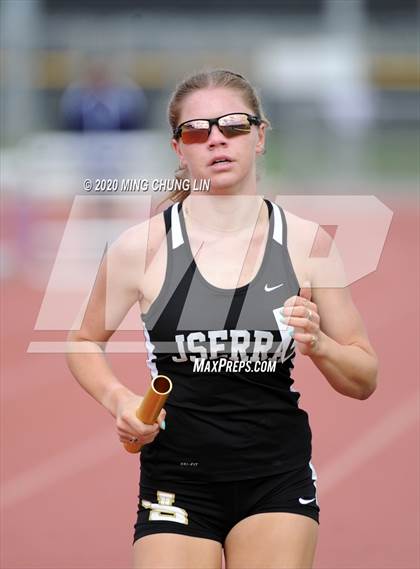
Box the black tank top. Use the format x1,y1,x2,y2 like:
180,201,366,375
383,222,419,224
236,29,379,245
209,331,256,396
139,198,312,482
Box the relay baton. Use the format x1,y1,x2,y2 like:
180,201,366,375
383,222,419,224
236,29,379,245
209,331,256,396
123,374,173,454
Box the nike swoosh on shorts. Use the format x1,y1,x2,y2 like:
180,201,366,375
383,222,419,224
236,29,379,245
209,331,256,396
299,497,316,505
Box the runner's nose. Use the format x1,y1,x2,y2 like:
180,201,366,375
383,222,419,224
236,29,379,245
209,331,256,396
207,124,227,147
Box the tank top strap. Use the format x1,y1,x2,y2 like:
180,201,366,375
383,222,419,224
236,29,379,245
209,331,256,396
269,200,288,248
261,199,300,296
163,201,185,250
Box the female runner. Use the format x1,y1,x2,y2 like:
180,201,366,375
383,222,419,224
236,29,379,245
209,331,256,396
67,69,378,569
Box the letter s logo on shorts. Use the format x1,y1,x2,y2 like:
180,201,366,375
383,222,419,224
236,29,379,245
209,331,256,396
141,490,188,525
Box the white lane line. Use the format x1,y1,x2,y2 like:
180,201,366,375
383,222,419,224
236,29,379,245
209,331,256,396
318,393,419,495
1,428,120,510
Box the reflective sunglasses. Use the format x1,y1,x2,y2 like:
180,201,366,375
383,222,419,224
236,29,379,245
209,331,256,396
173,112,262,144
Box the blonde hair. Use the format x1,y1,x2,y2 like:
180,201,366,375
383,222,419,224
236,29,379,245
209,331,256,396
162,69,270,207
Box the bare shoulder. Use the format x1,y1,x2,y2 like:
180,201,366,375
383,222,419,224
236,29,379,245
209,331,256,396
282,208,319,286
283,208,346,288
283,209,319,247
107,208,167,287
112,209,165,253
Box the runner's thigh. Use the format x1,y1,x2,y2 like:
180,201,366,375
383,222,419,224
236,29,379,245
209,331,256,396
133,533,223,569
224,512,318,569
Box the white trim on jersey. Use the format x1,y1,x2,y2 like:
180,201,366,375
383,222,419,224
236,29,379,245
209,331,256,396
143,324,159,377
271,202,284,245
289,384,301,401
171,204,184,249
309,461,320,506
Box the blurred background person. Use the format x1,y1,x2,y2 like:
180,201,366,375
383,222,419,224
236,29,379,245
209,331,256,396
59,58,148,217
60,58,147,132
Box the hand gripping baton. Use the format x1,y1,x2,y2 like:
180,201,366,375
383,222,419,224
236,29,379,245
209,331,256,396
124,374,173,454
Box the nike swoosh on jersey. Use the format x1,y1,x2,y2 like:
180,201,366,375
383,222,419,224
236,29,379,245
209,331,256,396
299,497,316,505
264,283,284,292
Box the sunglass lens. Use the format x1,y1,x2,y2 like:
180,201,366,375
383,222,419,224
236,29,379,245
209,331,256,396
181,128,208,144
180,120,209,144
220,124,251,137
219,114,251,138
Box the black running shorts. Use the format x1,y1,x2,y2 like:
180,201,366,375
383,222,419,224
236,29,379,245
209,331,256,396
133,462,320,546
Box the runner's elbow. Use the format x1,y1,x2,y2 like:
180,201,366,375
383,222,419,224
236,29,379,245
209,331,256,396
358,361,378,400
